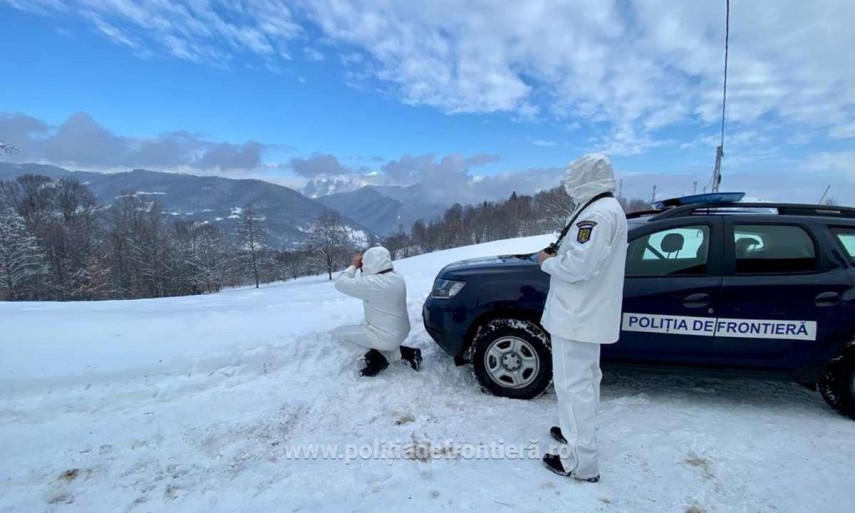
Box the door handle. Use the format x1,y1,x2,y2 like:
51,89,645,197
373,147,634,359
683,293,711,308
814,291,841,307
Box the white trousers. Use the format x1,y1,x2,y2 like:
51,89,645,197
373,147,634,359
333,325,401,363
551,336,602,479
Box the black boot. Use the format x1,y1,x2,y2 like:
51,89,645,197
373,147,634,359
360,349,389,377
550,426,568,444
542,454,599,483
400,346,423,371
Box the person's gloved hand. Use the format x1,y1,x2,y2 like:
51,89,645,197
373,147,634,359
538,250,554,266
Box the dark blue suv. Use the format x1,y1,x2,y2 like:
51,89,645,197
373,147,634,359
422,196,855,420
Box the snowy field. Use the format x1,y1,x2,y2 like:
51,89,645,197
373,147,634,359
1,234,854,513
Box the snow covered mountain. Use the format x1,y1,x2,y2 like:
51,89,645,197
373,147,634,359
0,163,370,248
301,175,370,198
316,184,449,235
1,234,853,512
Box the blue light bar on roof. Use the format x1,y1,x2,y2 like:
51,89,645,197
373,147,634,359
654,192,745,210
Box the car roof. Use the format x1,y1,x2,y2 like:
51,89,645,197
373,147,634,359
627,193,855,225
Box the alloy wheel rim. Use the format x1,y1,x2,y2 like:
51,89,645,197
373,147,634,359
484,336,540,390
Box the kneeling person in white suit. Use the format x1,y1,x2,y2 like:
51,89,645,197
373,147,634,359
333,246,422,377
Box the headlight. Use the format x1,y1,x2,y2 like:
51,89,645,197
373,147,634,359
431,279,466,299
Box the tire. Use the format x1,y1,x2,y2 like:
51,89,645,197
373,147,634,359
818,375,841,412
828,349,855,421
470,319,552,400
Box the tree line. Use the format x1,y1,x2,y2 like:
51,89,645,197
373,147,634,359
0,173,649,301
382,189,651,258
0,174,364,301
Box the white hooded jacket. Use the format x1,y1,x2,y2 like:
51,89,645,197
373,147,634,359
334,247,412,351
540,154,628,344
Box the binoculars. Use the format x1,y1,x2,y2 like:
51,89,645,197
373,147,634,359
543,242,559,255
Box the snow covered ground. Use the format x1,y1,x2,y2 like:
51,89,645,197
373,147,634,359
1,234,854,513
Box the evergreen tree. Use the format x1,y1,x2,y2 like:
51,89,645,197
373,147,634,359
0,206,47,300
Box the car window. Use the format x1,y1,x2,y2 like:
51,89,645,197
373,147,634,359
626,225,710,277
831,227,855,263
733,224,817,274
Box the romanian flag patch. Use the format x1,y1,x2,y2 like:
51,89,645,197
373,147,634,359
576,220,597,244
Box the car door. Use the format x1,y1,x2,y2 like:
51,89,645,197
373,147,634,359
609,218,723,362
714,219,854,369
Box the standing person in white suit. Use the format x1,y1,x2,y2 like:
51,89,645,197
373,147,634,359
537,154,628,482
333,246,422,377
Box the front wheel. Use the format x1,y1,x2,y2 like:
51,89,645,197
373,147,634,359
470,319,552,400
825,349,855,421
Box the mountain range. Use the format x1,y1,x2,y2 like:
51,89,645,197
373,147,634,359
316,184,449,236
0,163,450,248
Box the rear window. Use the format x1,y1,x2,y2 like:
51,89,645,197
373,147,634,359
733,224,818,274
831,227,855,263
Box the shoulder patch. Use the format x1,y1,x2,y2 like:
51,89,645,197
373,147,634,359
576,220,597,244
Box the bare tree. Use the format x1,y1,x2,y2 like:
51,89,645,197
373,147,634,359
383,231,413,259
69,252,113,300
127,199,172,298
236,204,267,288
107,192,141,298
305,209,353,280
277,248,319,280
534,187,574,233
0,205,47,300
55,178,101,298
173,220,223,294
441,203,465,248
410,219,430,253
0,173,285,300
107,192,174,298
193,223,228,293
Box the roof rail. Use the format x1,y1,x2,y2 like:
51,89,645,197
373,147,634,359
626,209,664,219
652,202,855,220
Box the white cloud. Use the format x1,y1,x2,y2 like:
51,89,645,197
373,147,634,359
4,110,853,204
532,139,556,147
289,153,349,177
7,0,303,67
531,139,556,146
88,15,142,52
604,167,855,205
4,0,855,202
0,112,265,172
8,1,854,155
829,122,855,140
801,151,855,175
301,0,855,154
302,46,325,61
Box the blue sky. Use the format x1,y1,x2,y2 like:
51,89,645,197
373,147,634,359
1,0,854,204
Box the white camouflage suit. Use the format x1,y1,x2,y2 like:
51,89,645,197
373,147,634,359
333,247,411,363
540,154,628,480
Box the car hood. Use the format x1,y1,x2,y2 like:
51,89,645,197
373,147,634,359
440,253,539,274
